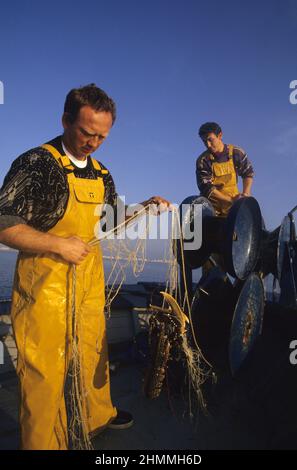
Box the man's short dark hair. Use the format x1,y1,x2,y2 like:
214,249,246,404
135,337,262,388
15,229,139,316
198,122,222,139
64,84,116,124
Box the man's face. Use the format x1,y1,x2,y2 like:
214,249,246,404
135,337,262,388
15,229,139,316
202,132,224,154
62,105,113,159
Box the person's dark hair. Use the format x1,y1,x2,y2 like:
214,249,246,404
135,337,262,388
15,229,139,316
64,83,116,124
198,122,222,139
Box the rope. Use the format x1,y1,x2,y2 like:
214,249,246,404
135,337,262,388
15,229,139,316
68,265,93,450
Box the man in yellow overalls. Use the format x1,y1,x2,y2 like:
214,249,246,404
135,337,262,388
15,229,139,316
0,84,170,449
196,122,254,273
196,122,254,217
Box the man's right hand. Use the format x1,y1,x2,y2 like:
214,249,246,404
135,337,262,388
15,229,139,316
232,193,250,202
57,236,91,265
0,224,91,264
232,194,243,202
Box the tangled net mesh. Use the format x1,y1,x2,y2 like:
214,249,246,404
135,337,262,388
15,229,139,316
67,205,212,449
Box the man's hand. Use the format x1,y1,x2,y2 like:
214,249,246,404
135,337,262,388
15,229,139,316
146,196,172,215
232,194,244,202
0,224,92,265
124,196,172,223
56,236,92,265
232,192,251,202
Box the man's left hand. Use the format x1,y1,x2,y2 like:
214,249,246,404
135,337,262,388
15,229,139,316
147,196,172,215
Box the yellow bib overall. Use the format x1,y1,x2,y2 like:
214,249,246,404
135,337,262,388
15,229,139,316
11,144,116,450
209,144,239,217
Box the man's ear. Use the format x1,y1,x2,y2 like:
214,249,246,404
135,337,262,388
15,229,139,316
218,131,223,140
62,113,71,130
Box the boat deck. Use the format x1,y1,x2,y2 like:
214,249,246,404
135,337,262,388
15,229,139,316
0,304,297,450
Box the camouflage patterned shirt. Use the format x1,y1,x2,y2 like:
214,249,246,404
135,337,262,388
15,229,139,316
0,136,121,232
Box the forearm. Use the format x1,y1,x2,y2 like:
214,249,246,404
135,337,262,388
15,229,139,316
0,224,63,255
242,177,253,195
124,197,170,221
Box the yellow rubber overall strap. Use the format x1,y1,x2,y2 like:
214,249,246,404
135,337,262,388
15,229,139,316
91,158,109,175
42,143,75,170
42,143,109,176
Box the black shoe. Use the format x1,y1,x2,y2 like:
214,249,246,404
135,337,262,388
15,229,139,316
108,410,134,430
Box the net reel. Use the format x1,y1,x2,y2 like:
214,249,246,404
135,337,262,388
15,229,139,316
259,207,297,309
190,266,264,375
176,195,263,280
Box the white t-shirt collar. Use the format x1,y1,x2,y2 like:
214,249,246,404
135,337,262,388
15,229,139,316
62,141,88,169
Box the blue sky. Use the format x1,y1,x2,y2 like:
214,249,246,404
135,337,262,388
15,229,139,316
0,0,297,233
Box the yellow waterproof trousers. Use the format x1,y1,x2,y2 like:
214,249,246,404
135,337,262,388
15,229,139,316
209,144,239,217
11,145,116,450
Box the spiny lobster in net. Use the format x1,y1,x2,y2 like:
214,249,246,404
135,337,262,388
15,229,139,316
143,292,189,399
